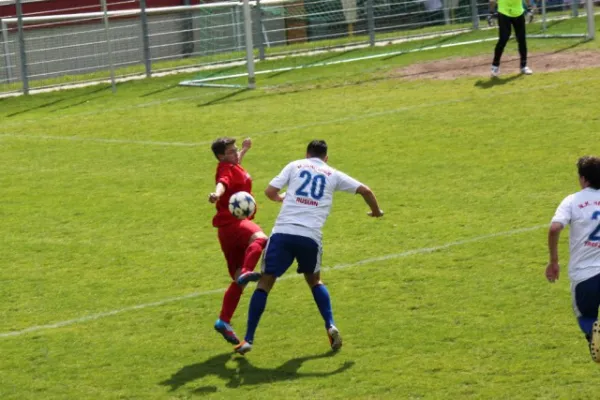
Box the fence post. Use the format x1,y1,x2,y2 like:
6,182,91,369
1,19,13,83
0,20,4,83
541,0,547,33
101,0,116,93
470,0,479,30
242,0,255,88
16,0,28,94
443,0,451,25
254,0,265,61
366,0,375,46
585,0,595,39
140,0,152,77
181,0,194,58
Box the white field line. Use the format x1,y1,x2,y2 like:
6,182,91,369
0,77,589,147
0,133,207,147
0,224,546,339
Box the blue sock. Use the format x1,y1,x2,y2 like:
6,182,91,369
578,317,597,338
245,289,268,344
312,284,335,329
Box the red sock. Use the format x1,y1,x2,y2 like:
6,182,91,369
219,282,243,323
241,237,267,274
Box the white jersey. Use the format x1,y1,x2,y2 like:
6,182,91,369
269,158,363,244
551,188,600,283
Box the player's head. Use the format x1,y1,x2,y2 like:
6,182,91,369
306,140,328,162
577,156,600,189
211,137,239,164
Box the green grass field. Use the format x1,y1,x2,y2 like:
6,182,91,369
2,22,600,399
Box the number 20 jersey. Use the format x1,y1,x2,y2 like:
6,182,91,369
552,188,600,283
268,157,363,244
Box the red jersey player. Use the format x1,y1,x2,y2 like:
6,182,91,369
209,137,268,345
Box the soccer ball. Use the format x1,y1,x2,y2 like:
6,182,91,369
228,191,256,220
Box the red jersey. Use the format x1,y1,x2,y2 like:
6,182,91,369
213,162,254,227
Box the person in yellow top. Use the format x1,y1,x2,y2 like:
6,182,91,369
490,0,535,77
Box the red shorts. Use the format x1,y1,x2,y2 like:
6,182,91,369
217,219,263,279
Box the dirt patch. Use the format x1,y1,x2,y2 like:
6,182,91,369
391,50,600,80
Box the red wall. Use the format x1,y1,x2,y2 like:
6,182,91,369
0,1,206,18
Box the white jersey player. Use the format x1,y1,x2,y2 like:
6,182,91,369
267,155,370,244
547,155,600,363
234,140,383,356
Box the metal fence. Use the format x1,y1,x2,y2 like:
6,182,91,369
0,0,595,94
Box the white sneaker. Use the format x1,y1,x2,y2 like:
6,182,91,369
233,340,252,355
491,66,500,77
521,66,533,75
327,326,343,351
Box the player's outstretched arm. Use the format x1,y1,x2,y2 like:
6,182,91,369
209,182,226,203
265,185,285,202
356,185,383,217
546,222,563,282
238,138,252,164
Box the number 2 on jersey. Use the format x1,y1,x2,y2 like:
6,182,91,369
295,170,326,200
588,211,600,241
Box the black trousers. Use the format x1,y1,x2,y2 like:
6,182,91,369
492,12,527,68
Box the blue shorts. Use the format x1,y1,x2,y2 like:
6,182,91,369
262,233,322,277
573,272,600,318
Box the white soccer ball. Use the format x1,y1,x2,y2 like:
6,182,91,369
228,191,257,220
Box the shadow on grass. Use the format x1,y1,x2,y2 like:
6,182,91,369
139,84,178,98
542,39,585,54
5,85,110,117
197,88,251,107
160,350,353,394
474,73,524,88
193,72,395,108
